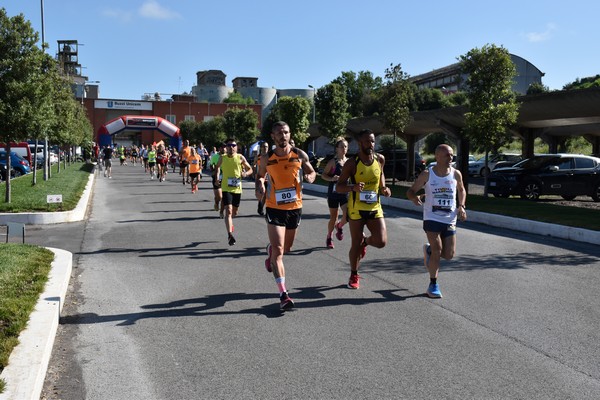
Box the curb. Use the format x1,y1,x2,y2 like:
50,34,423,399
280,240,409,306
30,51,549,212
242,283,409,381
0,248,73,400
303,183,600,245
0,169,95,225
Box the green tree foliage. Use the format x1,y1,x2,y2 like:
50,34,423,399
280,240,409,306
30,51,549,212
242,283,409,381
222,107,260,147
178,119,197,142
331,71,383,117
526,82,550,95
379,135,406,150
314,83,350,143
197,117,226,149
459,44,520,154
0,10,57,201
223,91,255,105
459,44,520,195
562,75,600,90
267,96,311,145
380,63,414,182
447,91,469,106
412,88,453,111
423,132,455,154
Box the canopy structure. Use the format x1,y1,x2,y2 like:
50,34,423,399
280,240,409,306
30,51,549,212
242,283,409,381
97,115,181,148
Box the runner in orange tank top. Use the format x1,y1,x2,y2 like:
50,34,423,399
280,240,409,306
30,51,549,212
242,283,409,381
255,121,316,311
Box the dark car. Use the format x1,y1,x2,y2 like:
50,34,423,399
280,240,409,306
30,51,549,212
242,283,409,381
378,149,426,181
487,154,600,201
0,151,32,177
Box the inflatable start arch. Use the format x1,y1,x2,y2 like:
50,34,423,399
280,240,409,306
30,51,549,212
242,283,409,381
97,115,181,148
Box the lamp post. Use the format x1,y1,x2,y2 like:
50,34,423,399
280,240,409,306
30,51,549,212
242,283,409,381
308,85,316,123
308,85,316,154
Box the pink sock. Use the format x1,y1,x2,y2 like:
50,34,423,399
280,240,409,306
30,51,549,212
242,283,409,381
275,277,286,294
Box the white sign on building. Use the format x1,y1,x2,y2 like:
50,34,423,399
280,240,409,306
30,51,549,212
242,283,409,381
95,100,153,111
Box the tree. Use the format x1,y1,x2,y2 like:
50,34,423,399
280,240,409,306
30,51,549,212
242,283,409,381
459,44,520,196
222,107,260,147
223,91,255,105
423,132,455,154
0,10,55,202
269,96,311,145
563,74,600,90
314,83,350,143
526,82,550,95
197,117,226,149
331,71,383,117
381,63,413,182
178,119,198,142
413,88,453,111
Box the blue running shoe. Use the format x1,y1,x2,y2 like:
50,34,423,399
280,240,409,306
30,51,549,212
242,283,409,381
426,283,442,298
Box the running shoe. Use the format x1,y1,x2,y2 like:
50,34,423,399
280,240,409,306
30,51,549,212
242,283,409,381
280,292,295,311
219,212,224,219
257,205,264,216
348,273,361,289
426,283,442,298
360,234,367,259
326,237,334,249
228,234,236,246
335,223,344,241
423,243,431,269
265,244,272,272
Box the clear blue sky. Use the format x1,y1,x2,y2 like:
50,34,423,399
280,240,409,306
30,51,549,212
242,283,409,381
4,0,599,100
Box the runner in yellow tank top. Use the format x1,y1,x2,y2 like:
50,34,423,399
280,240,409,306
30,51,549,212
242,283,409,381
215,138,253,246
336,129,391,289
255,121,316,311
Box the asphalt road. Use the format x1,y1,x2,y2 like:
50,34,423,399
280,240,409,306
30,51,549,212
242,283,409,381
30,163,600,399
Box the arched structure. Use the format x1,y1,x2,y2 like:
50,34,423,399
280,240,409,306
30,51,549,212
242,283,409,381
97,115,181,149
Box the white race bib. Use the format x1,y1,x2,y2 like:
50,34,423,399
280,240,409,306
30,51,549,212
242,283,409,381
359,190,377,204
275,187,297,204
227,177,241,187
432,193,455,214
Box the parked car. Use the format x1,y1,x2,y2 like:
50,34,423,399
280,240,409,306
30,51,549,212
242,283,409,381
486,154,600,201
0,151,32,177
378,149,426,180
468,153,522,177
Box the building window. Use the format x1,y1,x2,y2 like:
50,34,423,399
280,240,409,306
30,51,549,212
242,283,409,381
166,114,176,124
184,115,195,121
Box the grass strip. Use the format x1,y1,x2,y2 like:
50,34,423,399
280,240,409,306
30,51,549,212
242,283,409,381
0,244,54,393
0,162,93,212
314,176,600,231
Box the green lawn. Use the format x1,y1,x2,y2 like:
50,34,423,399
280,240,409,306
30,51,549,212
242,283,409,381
0,162,94,212
0,244,55,394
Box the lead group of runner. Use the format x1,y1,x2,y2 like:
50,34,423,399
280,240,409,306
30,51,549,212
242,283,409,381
209,121,467,311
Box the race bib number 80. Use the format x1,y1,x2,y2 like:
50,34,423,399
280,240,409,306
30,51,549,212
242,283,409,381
275,187,297,204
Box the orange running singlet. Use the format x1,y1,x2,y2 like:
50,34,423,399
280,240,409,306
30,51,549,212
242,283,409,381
265,148,303,210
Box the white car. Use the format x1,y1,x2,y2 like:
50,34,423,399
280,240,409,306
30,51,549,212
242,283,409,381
468,153,522,177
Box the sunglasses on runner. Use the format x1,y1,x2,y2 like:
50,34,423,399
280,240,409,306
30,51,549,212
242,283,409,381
226,143,237,147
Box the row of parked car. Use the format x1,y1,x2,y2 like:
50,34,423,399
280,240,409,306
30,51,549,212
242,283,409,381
0,151,32,181
310,148,600,202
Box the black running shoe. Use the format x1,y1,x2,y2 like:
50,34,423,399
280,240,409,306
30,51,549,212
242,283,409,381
280,292,295,311
228,234,236,246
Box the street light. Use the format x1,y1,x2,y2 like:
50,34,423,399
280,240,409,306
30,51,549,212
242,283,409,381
308,85,316,123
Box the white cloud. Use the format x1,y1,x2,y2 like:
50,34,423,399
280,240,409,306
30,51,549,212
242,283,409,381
138,0,181,20
525,23,557,43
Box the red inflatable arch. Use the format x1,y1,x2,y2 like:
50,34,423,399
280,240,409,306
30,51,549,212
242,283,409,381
97,115,181,148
